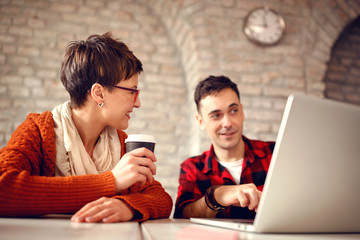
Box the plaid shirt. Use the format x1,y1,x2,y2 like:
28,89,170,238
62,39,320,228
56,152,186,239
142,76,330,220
174,136,275,219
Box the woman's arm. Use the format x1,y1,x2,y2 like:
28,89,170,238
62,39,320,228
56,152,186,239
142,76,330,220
0,112,116,216
117,180,173,221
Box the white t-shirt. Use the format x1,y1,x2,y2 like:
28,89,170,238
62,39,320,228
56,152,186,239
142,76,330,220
218,159,243,185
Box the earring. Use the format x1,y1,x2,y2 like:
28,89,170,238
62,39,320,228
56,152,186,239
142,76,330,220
98,102,104,108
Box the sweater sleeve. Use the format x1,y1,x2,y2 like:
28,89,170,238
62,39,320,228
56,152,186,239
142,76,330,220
116,180,173,221
0,112,116,216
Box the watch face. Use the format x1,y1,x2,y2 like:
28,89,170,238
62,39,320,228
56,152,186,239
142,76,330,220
244,7,285,45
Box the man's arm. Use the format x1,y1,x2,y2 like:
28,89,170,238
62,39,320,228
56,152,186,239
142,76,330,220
180,184,261,218
181,196,217,218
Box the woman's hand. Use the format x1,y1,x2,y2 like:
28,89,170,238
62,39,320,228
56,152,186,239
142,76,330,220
71,197,134,223
111,147,157,193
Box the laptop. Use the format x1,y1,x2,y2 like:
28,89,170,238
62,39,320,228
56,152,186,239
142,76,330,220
191,94,360,233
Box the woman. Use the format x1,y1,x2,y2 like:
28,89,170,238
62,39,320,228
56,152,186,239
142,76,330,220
0,32,172,223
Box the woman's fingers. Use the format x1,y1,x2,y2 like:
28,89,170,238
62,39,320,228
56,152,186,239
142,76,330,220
111,149,157,193
128,147,157,162
71,197,134,223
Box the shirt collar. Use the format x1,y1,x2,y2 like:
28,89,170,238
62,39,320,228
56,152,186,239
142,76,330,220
202,135,267,173
202,145,221,174
243,135,266,166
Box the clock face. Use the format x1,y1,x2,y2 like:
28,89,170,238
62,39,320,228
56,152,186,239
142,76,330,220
243,7,285,45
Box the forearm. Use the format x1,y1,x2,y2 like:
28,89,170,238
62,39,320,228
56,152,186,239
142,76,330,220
181,196,217,218
118,180,172,221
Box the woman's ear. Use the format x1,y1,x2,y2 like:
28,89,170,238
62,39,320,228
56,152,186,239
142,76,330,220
90,83,104,105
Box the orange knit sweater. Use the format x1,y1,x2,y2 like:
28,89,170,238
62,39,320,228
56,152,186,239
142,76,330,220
0,111,172,220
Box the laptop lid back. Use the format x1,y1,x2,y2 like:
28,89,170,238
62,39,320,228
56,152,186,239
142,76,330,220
254,94,360,233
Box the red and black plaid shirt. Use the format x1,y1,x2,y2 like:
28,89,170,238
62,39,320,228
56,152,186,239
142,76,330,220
174,136,275,219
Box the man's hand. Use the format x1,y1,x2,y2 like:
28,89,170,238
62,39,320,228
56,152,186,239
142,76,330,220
214,184,262,211
71,197,134,223
111,147,157,193
181,183,262,218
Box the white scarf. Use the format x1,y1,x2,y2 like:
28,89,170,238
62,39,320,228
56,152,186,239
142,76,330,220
52,101,121,176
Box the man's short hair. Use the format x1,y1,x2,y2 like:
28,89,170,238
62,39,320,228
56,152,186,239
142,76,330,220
194,75,240,113
60,32,143,108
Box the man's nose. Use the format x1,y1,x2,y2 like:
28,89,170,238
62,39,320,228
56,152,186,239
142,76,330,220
221,114,232,128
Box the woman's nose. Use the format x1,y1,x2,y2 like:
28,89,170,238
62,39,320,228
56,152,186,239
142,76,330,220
134,96,141,108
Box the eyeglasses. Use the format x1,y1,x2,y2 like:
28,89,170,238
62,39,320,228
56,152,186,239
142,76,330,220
112,85,140,102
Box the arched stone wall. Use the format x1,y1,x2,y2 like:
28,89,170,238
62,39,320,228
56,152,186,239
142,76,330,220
145,0,360,155
323,16,360,105
144,0,208,155
304,1,360,96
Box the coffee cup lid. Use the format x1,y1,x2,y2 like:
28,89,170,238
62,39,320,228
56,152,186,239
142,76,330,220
125,134,156,143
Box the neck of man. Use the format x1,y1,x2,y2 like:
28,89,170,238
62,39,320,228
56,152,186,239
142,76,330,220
214,139,245,163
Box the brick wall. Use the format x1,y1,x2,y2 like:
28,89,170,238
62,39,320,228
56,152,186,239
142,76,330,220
1,0,360,201
324,17,360,105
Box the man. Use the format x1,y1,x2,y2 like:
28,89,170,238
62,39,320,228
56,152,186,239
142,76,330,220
174,75,275,219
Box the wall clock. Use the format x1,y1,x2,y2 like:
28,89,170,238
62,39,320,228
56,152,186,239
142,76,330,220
243,7,286,46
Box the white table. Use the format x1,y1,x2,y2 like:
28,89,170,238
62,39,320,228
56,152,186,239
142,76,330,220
141,219,360,240
2,217,360,240
0,215,141,240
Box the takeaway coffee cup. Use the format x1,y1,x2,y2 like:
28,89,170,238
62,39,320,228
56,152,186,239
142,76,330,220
125,134,156,153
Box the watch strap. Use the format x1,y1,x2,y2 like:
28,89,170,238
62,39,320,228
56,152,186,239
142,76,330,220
204,185,227,211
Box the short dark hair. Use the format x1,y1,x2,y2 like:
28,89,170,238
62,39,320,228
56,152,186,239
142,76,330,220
60,32,143,108
194,75,240,112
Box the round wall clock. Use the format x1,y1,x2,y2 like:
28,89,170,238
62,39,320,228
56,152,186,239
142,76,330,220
243,7,286,46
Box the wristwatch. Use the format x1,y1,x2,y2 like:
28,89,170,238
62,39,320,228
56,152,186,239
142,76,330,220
204,185,227,211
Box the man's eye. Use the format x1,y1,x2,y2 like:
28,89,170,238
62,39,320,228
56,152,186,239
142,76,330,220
211,114,220,119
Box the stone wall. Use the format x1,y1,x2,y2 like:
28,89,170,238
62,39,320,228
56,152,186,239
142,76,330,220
1,0,360,202
324,16,360,105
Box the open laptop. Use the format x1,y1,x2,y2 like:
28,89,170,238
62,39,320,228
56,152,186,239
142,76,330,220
191,94,360,233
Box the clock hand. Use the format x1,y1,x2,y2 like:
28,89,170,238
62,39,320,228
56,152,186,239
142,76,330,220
262,14,266,28
263,7,269,28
